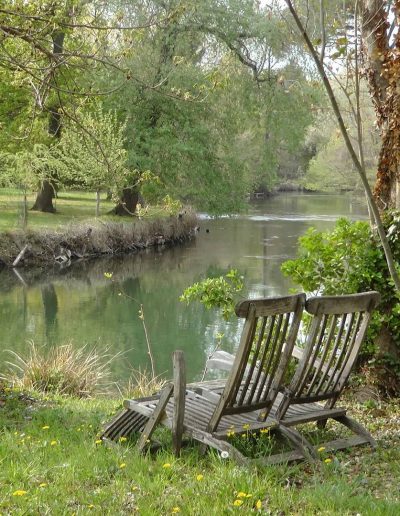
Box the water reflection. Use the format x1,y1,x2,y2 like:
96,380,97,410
0,193,368,382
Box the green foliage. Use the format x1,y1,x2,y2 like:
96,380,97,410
180,269,244,319
281,217,400,374
57,105,132,197
0,144,65,192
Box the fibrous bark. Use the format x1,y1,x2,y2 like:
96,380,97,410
360,0,400,208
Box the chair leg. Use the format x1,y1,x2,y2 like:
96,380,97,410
334,415,377,448
277,425,319,461
316,419,328,430
136,383,174,453
187,428,250,466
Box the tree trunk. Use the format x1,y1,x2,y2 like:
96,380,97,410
111,188,139,216
360,0,400,209
96,190,100,217
32,30,65,213
31,180,56,213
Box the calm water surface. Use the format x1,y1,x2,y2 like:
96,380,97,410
0,193,368,382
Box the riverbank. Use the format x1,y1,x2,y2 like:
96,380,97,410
0,213,198,268
1,384,399,513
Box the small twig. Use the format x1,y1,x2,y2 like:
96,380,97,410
105,276,157,380
139,304,156,380
200,335,224,381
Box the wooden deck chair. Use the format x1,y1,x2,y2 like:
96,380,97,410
268,291,381,463
101,293,306,464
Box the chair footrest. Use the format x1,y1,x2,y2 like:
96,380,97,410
259,434,374,465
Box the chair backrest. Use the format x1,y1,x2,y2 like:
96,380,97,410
286,291,381,407
207,293,306,432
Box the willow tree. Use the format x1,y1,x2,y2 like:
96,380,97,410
0,1,154,212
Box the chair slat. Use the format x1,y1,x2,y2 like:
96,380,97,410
246,315,276,405
237,316,267,406
253,313,284,404
329,312,364,393
322,313,361,395
258,312,290,403
304,313,331,394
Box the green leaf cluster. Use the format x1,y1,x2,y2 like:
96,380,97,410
180,269,244,319
281,217,400,375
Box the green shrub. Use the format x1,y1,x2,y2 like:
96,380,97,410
1,342,115,397
281,216,400,389
180,269,244,319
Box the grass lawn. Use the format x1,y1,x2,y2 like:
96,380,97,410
0,188,120,232
1,386,399,515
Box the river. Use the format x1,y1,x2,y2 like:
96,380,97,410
0,193,368,383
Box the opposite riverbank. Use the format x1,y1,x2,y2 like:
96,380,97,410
0,189,198,268
0,214,198,268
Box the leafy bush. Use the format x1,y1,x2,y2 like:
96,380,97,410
281,216,400,389
180,269,244,319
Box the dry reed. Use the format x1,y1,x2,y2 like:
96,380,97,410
1,341,116,397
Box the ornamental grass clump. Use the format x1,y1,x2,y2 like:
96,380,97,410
1,341,114,397
122,368,166,399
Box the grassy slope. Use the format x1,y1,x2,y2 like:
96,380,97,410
1,387,399,515
0,189,128,232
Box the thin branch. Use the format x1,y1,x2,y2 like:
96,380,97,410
285,0,400,292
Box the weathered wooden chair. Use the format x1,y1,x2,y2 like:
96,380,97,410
271,291,381,462
204,291,381,463
101,293,307,463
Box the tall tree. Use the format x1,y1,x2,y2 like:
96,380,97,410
360,0,400,210
284,0,400,292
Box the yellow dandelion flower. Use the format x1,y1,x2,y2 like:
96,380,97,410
243,424,250,430
13,490,28,496
162,463,172,468
88,504,95,508
104,272,113,279
50,440,57,446
324,458,332,464
39,483,47,488
241,433,246,438
119,436,127,442
42,426,50,430
227,430,235,438
95,439,102,445
233,499,243,507
256,499,262,510
196,474,204,481
318,447,326,452
132,486,138,491
237,492,247,498
119,463,127,469
260,428,269,434
172,508,180,514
